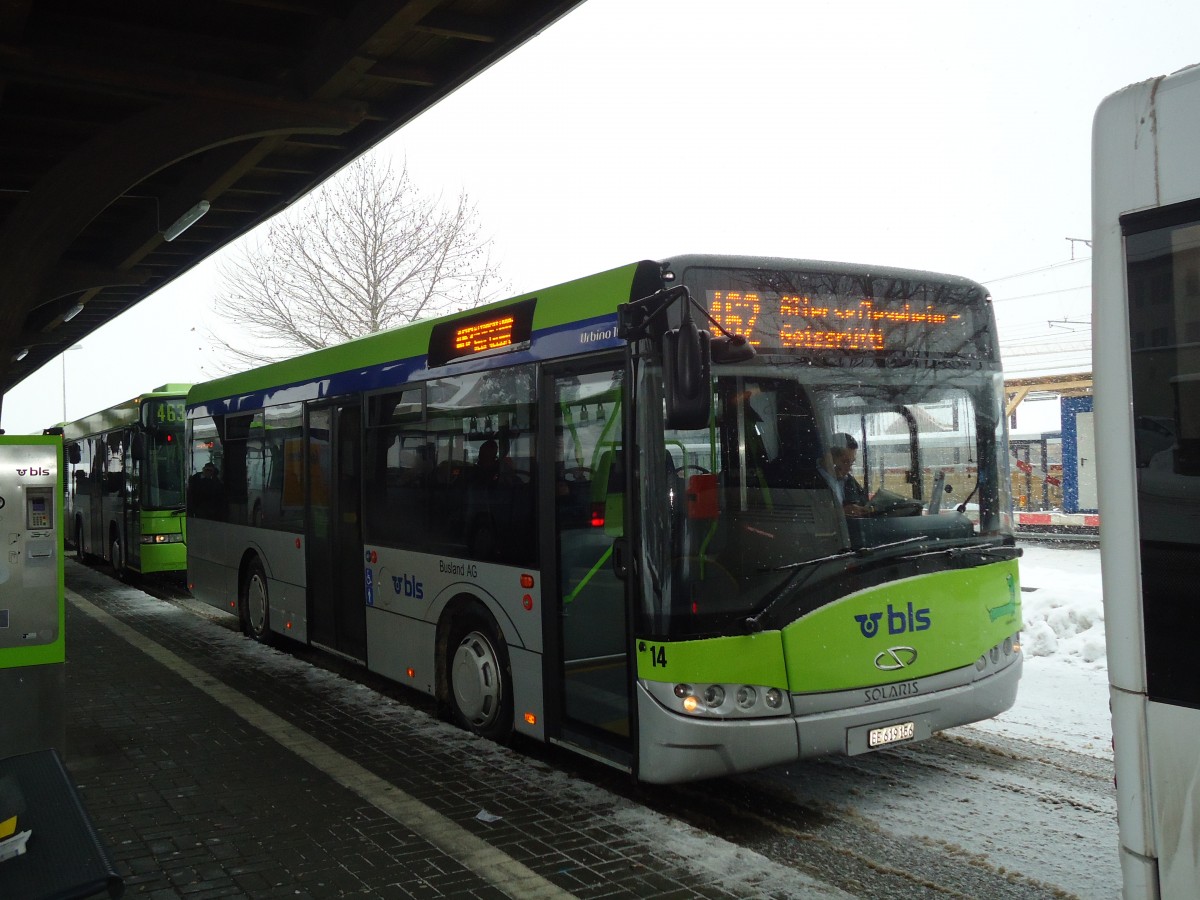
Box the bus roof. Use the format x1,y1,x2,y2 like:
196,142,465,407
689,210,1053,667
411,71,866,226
187,253,992,413
60,384,192,441
187,261,652,409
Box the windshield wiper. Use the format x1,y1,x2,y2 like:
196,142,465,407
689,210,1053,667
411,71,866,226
759,548,857,573
747,536,930,632
759,536,930,574
895,540,1021,563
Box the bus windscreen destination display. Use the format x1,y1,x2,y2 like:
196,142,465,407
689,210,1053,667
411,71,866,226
144,398,185,427
702,282,981,355
427,298,536,367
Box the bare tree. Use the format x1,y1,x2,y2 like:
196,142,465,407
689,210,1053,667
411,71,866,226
211,156,503,368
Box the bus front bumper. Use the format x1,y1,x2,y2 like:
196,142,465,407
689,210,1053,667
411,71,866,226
634,654,1022,784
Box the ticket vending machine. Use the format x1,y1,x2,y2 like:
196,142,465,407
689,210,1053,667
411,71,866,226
0,435,65,757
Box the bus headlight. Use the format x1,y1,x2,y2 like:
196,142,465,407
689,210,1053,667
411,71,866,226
646,681,792,719
140,533,184,544
974,632,1022,677
703,684,725,708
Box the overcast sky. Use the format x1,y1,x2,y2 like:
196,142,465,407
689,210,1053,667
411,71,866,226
7,0,1200,434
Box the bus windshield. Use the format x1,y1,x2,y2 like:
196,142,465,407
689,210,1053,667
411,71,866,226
638,360,1010,636
143,419,186,509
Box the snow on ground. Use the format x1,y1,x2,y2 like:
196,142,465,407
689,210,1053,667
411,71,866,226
963,541,1112,758
74,543,1116,898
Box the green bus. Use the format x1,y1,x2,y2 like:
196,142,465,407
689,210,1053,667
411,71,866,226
59,384,190,577
185,256,1021,784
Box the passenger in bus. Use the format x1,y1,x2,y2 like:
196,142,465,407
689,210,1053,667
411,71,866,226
473,438,518,486
188,462,224,519
818,433,871,517
473,439,501,484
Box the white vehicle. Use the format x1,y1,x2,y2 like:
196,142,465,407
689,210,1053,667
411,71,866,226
1093,62,1200,900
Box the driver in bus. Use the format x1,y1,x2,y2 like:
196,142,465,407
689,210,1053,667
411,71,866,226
818,433,871,517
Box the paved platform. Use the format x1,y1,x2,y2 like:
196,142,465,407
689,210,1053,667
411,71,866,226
57,561,850,899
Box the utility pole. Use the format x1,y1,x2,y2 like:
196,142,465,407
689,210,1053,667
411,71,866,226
61,344,82,424
1066,237,1092,260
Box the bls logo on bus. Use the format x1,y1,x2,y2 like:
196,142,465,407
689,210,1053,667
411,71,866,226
391,573,424,599
854,602,931,638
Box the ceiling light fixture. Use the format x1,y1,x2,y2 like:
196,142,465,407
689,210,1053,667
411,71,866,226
162,200,211,242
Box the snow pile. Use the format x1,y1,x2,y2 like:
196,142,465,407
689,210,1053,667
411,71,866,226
962,542,1112,759
1018,543,1106,665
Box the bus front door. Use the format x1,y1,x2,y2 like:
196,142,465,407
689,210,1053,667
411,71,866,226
306,402,367,661
546,363,632,769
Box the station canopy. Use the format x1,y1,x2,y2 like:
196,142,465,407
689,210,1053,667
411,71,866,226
0,0,584,408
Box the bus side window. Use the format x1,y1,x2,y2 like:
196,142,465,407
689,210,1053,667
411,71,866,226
104,433,125,495
365,388,428,550
81,438,96,490
245,403,298,531
426,367,537,564
221,415,252,525
188,415,226,522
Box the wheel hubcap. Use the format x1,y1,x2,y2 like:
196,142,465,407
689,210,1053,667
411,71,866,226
247,575,267,635
451,631,501,728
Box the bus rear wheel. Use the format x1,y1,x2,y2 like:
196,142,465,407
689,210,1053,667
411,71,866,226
241,558,272,645
446,614,513,743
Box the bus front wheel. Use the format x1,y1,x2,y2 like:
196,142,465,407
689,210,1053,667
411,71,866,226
110,530,126,580
75,520,91,564
241,558,272,645
446,613,513,743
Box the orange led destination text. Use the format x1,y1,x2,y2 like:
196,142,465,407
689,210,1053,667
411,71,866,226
710,291,960,349
453,315,516,354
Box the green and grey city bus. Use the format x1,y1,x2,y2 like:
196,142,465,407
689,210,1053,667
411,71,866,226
58,384,190,577
185,256,1021,784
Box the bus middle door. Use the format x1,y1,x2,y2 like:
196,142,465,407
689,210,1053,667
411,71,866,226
305,401,366,661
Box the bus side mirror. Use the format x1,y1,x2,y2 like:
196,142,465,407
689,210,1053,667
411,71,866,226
663,317,711,430
67,443,81,465
131,433,146,461
711,334,755,364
